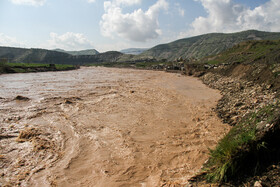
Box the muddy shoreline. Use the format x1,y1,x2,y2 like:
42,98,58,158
0,67,230,186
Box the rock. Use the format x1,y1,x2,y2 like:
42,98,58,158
14,95,30,101
254,180,262,187
266,84,272,89
256,121,266,131
234,102,244,107
64,99,73,104
253,98,259,104
240,105,248,110
231,116,239,125
199,70,277,126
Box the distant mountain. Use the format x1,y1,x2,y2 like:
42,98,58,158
0,47,72,64
139,30,280,61
94,51,124,62
0,46,122,65
120,48,148,55
54,49,99,56
2,30,280,65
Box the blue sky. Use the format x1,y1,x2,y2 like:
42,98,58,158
0,0,279,52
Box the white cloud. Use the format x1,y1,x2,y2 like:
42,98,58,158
175,3,184,17
45,32,95,51
178,7,185,17
115,0,141,6
182,0,280,37
100,0,168,42
87,0,96,3
10,0,46,6
0,33,25,47
0,32,95,51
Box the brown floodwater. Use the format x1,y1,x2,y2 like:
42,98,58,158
0,67,230,186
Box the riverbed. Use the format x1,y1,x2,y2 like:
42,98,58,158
0,67,230,186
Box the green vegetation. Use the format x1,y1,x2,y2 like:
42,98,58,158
205,102,280,183
201,40,280,65
2,30,280,65
199,39,280,95
185,38,280,184
140,30,280,61
0,61,77,74
7,62,74,69
54,48,99,56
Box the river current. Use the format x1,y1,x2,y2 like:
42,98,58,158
0,67,229,186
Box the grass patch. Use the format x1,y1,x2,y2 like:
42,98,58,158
199,40,280,65
7,63,49,67
207,60,221,65
0,62,77,74
204,102,280,183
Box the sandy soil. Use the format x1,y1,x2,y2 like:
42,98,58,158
0,67,230,186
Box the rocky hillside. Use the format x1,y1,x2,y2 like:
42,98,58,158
54,48,99,56
199,40,280,94
185,40,280,186
2,30,280,65
140,30,280,61
0,47,71,64
0,47,124,65
93,51,124,63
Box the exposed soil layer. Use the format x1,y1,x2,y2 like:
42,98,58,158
0,67,230,186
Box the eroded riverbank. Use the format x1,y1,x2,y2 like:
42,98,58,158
0,67,230,186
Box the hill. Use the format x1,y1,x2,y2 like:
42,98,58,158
0,46,72,64
185,39,280,186
93,51,124,63
54,48,99,56
0,46,123,65
2,30,280,65
139,30,280,61
201,39,280,94
200,39,280,66
0,62,78,74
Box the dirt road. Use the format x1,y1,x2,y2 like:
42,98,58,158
0,67,230,186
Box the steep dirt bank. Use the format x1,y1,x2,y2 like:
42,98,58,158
0,67,230,186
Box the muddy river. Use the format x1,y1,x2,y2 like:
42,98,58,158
0,67,230,186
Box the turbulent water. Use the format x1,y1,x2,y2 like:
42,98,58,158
0,67,230,186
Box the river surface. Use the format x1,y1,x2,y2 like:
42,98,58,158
0,67,230,186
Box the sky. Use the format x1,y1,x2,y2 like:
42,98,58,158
0,0,280,52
